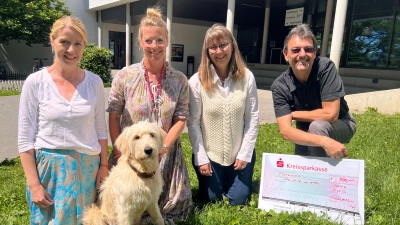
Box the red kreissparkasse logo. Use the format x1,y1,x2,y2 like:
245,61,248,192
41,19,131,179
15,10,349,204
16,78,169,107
277,158,284,167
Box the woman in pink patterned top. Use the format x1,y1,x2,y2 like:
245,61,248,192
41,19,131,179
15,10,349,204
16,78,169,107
106,7,193,224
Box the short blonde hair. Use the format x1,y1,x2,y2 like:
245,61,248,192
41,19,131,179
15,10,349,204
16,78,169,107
198,24,247,91
50,16,88,45
138,7,168,44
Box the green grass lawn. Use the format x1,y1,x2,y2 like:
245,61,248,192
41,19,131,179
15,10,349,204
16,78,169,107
0,89,21,96
1,110,399,224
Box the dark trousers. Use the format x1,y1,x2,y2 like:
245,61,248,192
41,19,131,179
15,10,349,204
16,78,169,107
295,113,357,157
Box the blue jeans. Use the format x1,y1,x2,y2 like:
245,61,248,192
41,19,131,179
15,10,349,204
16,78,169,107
192,150,256,206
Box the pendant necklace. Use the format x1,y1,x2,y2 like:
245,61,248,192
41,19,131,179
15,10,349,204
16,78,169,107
144,63,166,122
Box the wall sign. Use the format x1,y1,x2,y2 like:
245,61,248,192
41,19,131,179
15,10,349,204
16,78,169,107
285,7,304,26
171,44,184,62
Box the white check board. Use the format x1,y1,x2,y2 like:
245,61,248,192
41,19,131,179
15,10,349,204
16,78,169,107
258,153,364,225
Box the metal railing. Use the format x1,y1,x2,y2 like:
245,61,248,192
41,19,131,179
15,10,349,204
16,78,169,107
244,49,258,63
0,71,29,90
0,71,29,80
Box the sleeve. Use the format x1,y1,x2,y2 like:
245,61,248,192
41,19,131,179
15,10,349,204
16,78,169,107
237,70,259,162
106,69,127,115
271,78,292,118
319,59,346,101
18,75,39,152
187,74,209,166
173,74,189,119
95,78,108,140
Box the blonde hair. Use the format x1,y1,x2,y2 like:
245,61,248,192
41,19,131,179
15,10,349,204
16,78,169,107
50,16,88,45
198,24,247,91
138,7,168,44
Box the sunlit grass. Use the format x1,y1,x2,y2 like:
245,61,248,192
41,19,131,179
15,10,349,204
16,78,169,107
1,110,399,224
0,89,21,96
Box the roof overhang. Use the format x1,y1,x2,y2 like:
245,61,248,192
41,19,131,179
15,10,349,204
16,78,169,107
88,0,140,11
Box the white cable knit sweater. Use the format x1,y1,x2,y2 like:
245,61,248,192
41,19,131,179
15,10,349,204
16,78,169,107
200,74,248,166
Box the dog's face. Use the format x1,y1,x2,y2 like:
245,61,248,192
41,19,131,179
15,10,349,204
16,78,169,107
115,121,166,161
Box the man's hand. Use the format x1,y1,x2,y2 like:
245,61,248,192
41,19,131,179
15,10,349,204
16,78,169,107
322,137,348,159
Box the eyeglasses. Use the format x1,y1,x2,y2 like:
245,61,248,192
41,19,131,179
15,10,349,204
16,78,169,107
144,38,165,47
290,47,315,54
208,42,230,52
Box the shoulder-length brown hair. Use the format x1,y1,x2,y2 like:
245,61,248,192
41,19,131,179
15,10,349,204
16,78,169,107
198,24,247,91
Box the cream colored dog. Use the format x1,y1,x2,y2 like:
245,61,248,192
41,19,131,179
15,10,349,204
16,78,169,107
81,121,165,225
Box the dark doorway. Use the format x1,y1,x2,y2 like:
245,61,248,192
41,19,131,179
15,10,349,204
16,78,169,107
109,31,133,69
237,26,261,64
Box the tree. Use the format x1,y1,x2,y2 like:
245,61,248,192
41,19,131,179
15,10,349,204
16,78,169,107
0,0,71,46
79,44,113,84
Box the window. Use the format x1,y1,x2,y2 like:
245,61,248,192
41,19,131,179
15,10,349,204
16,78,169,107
347,12,393,67
353,0,395,14
389,12,400,67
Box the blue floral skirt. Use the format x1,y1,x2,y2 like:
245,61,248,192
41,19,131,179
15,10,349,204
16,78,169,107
27,149,99,225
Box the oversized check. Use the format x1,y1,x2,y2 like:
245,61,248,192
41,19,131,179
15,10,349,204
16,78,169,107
258,153,364,224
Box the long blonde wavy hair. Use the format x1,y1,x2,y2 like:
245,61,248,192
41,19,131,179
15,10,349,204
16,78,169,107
198,24,247,91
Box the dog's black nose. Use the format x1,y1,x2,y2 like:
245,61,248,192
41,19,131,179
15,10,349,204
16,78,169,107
144,147,153,155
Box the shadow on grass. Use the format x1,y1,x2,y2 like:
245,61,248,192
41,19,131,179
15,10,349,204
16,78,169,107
0,158,18,166
252,179,260,193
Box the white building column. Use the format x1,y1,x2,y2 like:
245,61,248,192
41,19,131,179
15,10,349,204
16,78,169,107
166,0,173,63
320,0,334,57
261,0,271,64
226,0,236,33
126,3,131,67
330,0,348,70
98,11,102,47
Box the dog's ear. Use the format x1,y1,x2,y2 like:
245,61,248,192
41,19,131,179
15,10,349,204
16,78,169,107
114,128,130,156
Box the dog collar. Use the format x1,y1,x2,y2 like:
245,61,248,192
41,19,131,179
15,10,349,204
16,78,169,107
128,161,155,179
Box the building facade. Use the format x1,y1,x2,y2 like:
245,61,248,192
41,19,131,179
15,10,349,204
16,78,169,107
1,0,399,93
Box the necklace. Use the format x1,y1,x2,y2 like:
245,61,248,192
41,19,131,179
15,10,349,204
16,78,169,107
144,63,166,120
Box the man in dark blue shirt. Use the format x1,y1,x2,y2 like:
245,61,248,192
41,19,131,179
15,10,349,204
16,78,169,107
271,24,356,159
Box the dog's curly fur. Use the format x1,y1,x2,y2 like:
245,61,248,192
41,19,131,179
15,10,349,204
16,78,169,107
81,121,165,225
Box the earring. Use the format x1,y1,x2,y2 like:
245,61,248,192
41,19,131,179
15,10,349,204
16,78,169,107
51,47,54,54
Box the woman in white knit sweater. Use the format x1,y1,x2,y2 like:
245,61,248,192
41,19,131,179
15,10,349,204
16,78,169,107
187,24,259,205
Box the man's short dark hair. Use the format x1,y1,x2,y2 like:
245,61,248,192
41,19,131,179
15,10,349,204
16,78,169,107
283,24,318,51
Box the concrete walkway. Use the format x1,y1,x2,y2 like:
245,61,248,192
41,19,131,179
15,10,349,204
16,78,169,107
0,88,276,162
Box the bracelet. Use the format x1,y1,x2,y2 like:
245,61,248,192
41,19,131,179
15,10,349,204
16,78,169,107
100,164,109,169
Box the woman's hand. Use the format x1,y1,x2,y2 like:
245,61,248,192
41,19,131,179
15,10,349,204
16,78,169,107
234,159,248,171
158,144,167,162
29,184,54,208
198,163,213,176
20,150,54,208
96,165,109,189
113,149,121,163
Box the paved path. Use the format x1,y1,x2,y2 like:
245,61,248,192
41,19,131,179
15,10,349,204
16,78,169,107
0,88,276,162
0,94,20,162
